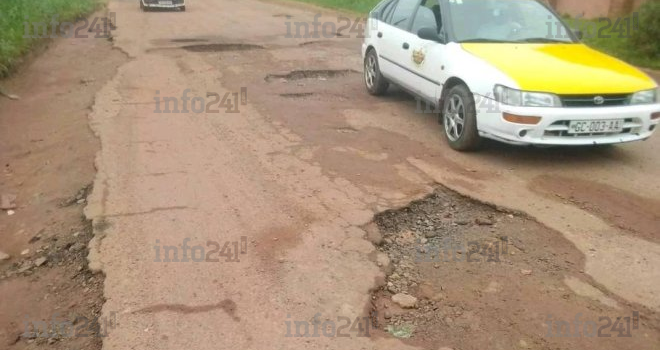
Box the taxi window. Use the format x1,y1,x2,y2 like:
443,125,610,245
411,0,442,34
389,0,420,30
381,0,398,21
446,0,572,43
372,0,398,21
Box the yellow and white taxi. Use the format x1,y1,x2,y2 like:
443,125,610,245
362,0,660,151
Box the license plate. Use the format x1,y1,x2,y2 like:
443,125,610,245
568,119,623,134
159,1,172,4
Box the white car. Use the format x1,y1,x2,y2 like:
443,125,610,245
362,0,660,151
140,0,185,11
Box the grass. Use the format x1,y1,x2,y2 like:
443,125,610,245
292,0,380,14
0,0,103,76
290,0,659,70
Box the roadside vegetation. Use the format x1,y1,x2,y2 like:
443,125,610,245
0,0,102,76
567,1,660,70
294,0,659,70
630,0,660,61
293,0,379,13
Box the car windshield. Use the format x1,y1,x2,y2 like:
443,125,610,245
446,0,575,43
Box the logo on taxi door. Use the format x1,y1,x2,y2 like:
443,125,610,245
412,48,426,66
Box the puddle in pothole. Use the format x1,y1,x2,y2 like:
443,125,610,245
265,69,357,82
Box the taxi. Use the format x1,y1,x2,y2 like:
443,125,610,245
362,0,660,151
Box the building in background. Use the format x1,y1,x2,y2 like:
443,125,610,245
547,0,648,18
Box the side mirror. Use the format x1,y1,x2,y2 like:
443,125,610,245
573,29,584,39
418,27,444,43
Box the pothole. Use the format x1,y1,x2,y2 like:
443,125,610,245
273,14,293,19
298,32,344,41
299,41,331,47
170,38,209,43
334,126,359,134
265,69,357,82
366,186,654,349
300,41,322,46
279,92,316,98
181,43,264,52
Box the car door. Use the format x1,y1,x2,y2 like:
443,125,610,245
406,0,449,104
368,0,397,81
375,0,422,90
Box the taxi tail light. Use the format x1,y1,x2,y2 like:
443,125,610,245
651,112,660,120
503,113,542,125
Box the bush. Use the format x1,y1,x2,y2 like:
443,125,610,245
631,0,660,58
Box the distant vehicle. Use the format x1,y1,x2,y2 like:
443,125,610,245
362,0,660,151
140,0,186,12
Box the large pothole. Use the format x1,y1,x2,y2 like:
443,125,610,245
368,187,659,350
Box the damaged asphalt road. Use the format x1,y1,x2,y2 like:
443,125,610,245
2,0,658,350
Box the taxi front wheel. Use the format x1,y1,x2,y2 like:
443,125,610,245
364,49,389,95
441,84,482,151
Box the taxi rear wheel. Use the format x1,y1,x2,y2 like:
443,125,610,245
441,84,481,151
364,49,389,96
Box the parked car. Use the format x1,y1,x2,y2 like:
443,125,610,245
140,0,185,12
362,0,660,151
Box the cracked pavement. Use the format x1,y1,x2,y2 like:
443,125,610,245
81,0,660,349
